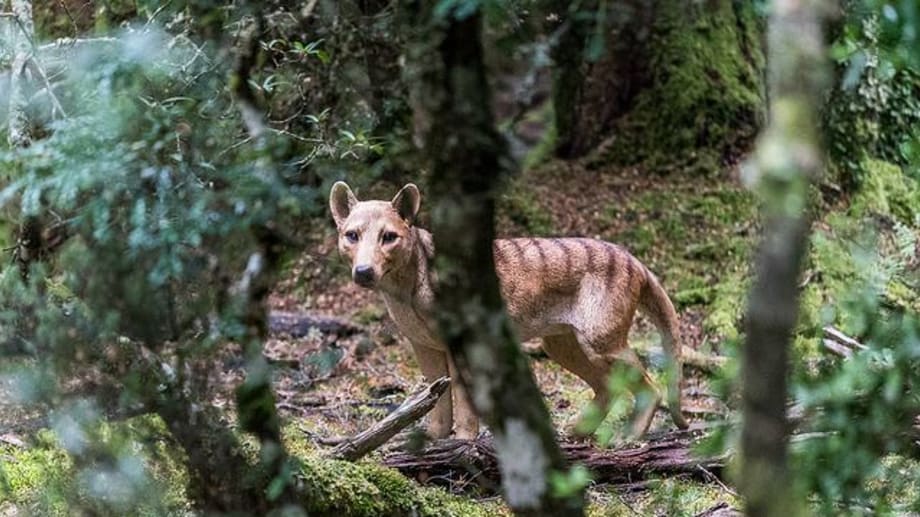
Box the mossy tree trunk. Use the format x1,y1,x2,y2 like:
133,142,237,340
406,5,585,516
740,0,830,515
549,0,766,173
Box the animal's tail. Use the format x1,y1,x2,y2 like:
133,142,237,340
638,267,688,430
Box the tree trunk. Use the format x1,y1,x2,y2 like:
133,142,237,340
407,6,585,516
551,0,765,173
740,0,830,515
227,10,302,509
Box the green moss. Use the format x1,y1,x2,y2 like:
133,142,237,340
0,417,189,516
0,430,72,514
3,420,502,516
500,186,556,236
296,457,506,516
704,269,750,339
592,0,765,174
799,192,920,339
605,186,757,328
850,159,919,223
286,429,506,517
352,303,387,325
586,478,738,516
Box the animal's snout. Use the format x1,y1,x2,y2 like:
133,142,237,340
353,265,376,287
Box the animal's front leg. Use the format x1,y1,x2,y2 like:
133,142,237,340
410,341,452,438
447,353,479,439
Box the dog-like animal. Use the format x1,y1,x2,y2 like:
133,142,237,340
329,182,687,440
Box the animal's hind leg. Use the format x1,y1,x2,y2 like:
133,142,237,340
610,347,662,439
574,331,662,440
542,332,610,437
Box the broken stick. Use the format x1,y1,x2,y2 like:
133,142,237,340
329,376,450,461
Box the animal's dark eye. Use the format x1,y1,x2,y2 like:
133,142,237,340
344,230,359,243
381,232,399,244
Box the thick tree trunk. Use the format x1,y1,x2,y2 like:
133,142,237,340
551,0,765,172
740,0,830,515
549,0,653,159
407,6,585,516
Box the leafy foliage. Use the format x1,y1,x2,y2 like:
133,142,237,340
825,4,920,188
0,12,363,509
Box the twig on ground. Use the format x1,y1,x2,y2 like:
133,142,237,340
698,464,740,498
329,377,450,461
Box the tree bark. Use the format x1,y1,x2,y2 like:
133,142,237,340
407,6,585,516
384,429,725,491
548,0,654,159
550,0,765,169
740,0,830,515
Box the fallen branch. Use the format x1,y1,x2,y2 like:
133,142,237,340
681,347,729,373
383,427,726,491
330,377,450,461
822,326,868,357
694,502,742,517
822,339,853,358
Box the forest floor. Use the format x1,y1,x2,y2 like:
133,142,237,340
3,139,913,515
257,159,755,515
4,150,913,514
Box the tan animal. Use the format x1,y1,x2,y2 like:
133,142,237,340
329,181,687,440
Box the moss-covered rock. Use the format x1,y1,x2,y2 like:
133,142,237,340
589,0,766,174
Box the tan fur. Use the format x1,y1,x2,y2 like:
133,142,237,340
330,182,687,440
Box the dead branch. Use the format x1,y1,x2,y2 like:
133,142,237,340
681,347,729,373
693,502,742,517
330,377,450,461
823,326,867,351
822,339,853,358
383,427,726,491
820,326,869,358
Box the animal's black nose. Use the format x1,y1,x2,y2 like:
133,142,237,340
354,265,375,287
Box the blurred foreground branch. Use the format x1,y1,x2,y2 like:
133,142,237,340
740,0,831,515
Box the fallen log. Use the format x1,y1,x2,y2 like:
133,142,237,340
268,311,363,338
329,377,449,461
383,427,726,491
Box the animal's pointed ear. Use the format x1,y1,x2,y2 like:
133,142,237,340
330,181,358,227
391,183,421,224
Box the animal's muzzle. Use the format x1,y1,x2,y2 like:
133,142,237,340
353,265,376,287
